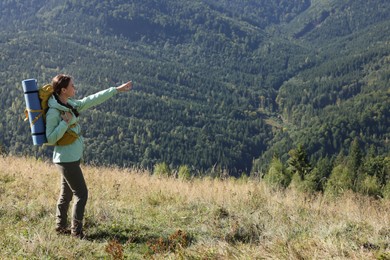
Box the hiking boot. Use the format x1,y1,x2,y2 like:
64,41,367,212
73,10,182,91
55,227,71,235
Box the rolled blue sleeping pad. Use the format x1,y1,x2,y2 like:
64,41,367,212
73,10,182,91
22,79,47,145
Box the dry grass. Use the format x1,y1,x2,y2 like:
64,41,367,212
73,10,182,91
0,156,389,259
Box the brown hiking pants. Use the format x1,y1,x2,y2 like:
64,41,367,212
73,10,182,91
55,160,88,235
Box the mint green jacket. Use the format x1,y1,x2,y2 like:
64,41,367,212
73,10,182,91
46,87,118,163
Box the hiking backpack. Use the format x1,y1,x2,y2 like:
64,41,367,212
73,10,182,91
23,79,78,146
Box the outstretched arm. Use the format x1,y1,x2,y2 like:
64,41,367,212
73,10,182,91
73,81,133,112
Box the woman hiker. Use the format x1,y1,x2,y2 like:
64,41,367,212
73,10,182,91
46,74,132,238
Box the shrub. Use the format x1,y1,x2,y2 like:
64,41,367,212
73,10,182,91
264,157,291,188
153,162,171,177
290,170,317,194
382,182,390,199
325,164,354,196
0,143,7,157
293,163,331,194
357,174,381,197
178,165,191,180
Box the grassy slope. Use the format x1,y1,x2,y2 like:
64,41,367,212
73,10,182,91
1,156,389,259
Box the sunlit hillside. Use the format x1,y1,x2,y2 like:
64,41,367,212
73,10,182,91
1,156,389,259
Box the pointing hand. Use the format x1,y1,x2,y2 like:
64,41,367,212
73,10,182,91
116,81,133,92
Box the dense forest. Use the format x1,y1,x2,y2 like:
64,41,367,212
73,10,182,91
0,0,389,195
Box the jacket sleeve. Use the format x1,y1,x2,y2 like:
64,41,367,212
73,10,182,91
72,87,117,112
45,108,68,145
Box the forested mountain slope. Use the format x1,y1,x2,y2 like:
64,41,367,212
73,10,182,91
255,0,390,167
0,0,389,175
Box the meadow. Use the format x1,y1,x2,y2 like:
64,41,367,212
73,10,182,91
0,156,389,259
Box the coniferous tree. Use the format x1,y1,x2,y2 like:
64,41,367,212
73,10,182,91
348,138,363,176
287,144,311,181
303,156,333,193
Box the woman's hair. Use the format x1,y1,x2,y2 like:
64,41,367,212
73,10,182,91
52,74,79,117
52,74,72,95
